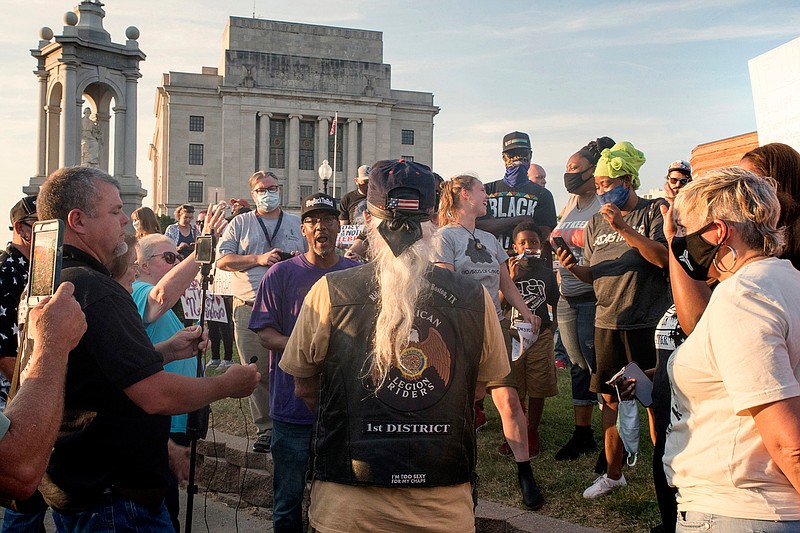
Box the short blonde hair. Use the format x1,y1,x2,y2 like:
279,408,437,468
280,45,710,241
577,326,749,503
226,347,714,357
673,167,784,257
248,170,278,190
136,233,176,263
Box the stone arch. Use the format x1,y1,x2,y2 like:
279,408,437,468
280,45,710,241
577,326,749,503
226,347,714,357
79,79,123,172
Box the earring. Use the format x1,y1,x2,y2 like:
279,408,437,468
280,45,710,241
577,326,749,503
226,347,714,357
712,245,738,273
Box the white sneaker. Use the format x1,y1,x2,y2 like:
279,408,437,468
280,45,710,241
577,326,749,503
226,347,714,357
219,360,234,369
582,473,627,499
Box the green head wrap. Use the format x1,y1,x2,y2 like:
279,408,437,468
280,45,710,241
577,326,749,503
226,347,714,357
595,141,646,189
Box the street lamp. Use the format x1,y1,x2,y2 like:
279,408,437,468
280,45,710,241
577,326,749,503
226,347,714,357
318,160,333,195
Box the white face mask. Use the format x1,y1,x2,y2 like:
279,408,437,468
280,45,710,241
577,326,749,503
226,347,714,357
257,191,281,212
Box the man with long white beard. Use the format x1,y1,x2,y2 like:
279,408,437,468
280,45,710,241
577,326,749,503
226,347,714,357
280,160,510,532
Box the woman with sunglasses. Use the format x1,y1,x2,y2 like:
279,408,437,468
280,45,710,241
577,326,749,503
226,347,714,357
131,203,226,532
165,204,199,259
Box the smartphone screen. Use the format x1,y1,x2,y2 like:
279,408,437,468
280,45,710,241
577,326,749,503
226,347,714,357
28,220,64,305
195,235,215,264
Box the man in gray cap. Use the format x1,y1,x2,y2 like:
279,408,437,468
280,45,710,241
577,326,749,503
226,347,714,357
338,164,371,225
280,160,511,532
0,196,38,412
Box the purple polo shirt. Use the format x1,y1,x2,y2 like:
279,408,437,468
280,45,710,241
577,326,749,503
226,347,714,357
248,253,359,424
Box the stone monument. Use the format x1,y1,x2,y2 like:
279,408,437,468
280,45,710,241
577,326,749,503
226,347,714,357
26,0,146,214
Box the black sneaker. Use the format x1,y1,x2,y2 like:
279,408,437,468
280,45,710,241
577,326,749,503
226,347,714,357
555,430,597,461
252,431,272,453
517,461,544,511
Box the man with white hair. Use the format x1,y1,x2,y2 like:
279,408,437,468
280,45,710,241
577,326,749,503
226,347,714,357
280,160,510,532
528,163,547,188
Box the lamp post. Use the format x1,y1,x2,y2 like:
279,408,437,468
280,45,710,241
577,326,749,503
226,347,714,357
318,160,333,195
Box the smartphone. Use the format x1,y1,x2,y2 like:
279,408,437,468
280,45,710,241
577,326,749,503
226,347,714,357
551,236,575,261
605,361,653,407
277,251,294,261
27,219,64,306
194,235,216,265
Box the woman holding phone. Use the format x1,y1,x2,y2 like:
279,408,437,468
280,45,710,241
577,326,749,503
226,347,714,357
558,141,671,499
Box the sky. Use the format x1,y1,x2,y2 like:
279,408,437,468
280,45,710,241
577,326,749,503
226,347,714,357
1,0,799,244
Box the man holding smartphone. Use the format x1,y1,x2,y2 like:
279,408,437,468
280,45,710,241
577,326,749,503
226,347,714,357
35,166,260,531
217,170,307,453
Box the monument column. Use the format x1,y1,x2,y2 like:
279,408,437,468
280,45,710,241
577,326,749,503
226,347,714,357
35,71,48,177
113,104,126,178
96,110,111,172
346,118,360,193
60,60,79,167
123,70,140,177
45,104,61,176
287,114,302,206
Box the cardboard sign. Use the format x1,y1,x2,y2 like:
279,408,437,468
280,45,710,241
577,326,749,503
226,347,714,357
181,278,229,322
336,224,363,249
210,268,233,296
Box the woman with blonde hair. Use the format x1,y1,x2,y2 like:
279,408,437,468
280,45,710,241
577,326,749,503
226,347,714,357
433,174,544,510
663,167,800,531
165,204,199,258
131,206,161,240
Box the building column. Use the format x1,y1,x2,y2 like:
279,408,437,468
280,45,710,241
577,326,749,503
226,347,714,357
360,117,377,172
113,104,126,178
317,116,330,193
35,72,48,177
60,61,79,167
287,114,302,206
123,71,140,177
346,118,360,193
257,112,271,171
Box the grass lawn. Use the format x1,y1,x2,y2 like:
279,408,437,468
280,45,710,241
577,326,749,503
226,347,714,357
205,359,660,533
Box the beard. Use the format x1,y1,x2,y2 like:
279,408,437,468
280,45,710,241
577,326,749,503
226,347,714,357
113,239,128,258
365,218,435,388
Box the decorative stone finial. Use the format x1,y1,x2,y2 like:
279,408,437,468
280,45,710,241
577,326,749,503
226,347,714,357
40,27,54,40
125,26,140,40
64,11,78,25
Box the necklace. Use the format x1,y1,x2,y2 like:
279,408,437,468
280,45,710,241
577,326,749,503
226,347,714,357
457,222,484,250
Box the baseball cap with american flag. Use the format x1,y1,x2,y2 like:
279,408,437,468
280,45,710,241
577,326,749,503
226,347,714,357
366,159,436,256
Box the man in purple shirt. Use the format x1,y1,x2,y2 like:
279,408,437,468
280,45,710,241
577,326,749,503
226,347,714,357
249,192,358,532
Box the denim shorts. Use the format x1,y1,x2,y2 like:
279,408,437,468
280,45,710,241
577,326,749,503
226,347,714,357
677,511,800,532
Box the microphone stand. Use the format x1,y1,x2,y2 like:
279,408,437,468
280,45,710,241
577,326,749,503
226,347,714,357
184,237,215,533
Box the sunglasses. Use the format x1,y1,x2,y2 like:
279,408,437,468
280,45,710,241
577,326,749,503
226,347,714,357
149,251,181,264
668,176,691,187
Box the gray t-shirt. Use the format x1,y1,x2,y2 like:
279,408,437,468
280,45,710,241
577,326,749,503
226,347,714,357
218,210,307,301
433,224,508,320
584,197,671,329
551,195,600,298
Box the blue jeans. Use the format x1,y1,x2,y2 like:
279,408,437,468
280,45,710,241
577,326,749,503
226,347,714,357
51,492,173,533
1,508,47,533
677,511,800,532
271,420,312,533
557,297,597,406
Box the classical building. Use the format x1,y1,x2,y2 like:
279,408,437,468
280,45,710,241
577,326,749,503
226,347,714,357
150,17,439,213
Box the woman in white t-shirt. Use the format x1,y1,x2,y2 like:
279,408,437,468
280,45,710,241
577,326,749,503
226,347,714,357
432,174,543,510
664,167,800,531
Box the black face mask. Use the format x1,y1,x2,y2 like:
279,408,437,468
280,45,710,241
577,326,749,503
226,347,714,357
670,222,726,281
564,166,594,194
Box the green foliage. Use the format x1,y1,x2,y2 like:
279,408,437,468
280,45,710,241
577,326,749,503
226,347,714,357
157,214,175,233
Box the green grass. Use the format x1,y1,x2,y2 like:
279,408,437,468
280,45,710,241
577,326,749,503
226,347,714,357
206,360,661,533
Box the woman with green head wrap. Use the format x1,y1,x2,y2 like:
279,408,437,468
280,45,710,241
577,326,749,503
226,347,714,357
556,140,671,499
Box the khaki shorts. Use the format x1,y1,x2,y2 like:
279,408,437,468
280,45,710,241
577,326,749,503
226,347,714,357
513,328,558,398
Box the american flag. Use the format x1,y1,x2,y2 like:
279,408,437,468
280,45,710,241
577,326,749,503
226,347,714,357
330,112,338,135
387,197,420,210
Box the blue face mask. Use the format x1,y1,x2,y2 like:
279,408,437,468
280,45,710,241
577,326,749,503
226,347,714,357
503,163,530,188
598,183,631,209
257,191,281,212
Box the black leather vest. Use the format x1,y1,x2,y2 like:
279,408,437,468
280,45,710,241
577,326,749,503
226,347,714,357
314,263,486,487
